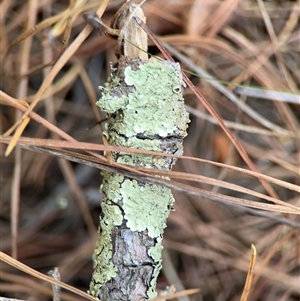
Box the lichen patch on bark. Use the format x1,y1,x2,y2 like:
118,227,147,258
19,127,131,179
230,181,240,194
89,57,189,300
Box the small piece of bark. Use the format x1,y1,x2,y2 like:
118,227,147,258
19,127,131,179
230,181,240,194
89,57,189,301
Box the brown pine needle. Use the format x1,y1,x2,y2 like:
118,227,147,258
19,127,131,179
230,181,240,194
240,244,257,301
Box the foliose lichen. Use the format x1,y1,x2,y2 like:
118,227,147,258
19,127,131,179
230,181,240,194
96,60,189,172
97,60,189,140
88,174,124,297
121,178,174,238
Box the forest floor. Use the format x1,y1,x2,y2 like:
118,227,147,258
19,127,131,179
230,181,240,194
1,0,299,300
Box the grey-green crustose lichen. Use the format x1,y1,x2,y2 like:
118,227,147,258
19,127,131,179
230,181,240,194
121,178,174,238
90,58,189,299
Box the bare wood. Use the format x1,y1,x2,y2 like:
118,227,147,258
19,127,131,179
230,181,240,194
111,0,148,59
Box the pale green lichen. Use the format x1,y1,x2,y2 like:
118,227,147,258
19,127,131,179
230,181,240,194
96,60,189,170
147,283,158,299
121,178,174,238
147,238,164,298
99,64,119,91
88,193,123,296
148,237,163,262
96,60,189,138
101,171,124,204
